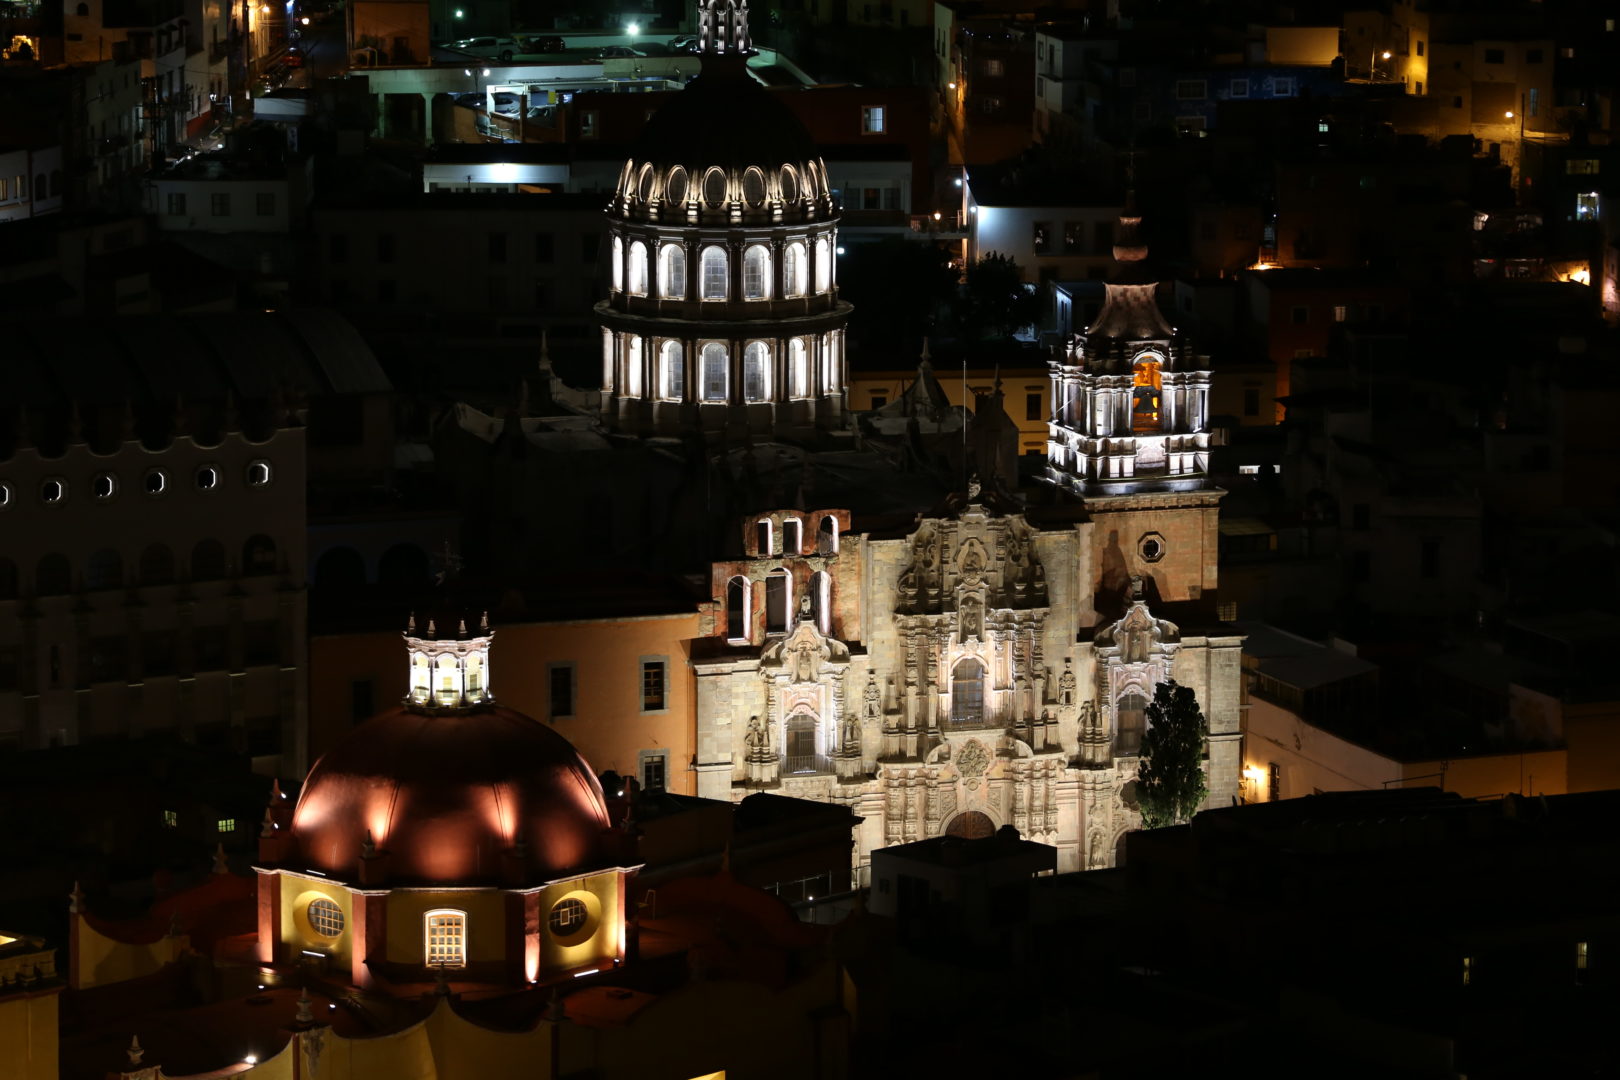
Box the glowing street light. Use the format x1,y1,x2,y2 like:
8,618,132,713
947,81,957,90
626,21,640,35
1504,110,1514,119
1380,50,1391,59
453,6,464,16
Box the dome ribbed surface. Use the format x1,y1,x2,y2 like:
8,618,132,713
290,704,611,885
635,59,815,175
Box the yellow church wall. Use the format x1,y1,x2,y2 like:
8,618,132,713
310,1018,440,1080
237,1036,296,1080
72,918,186,990
536,872,622,975
386,890,509,966
0,989,60,1080
278,874,356,974
423,998,552,1080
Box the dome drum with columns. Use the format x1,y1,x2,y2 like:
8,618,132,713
594,0,851,440
254,614,636,989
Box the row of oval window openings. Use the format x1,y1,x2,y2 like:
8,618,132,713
1,461,274,507
304,896,589,947
610,240,835,301
622,161,829,208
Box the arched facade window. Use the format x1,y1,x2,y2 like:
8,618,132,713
754,518,773,555
627,240,649,296
424,909,467,968
1115,690,1147,756
783,241,806,297
726,575,751,641
36,554,71,596
743,341,770,402
86,549,124,590
950,658,985,727
243,534,277,576
765,568,791,633
742,244,771,300
808,570,831,633
191,539,227,581
700,246,728,300
1132,357,1163,432
700,343,728,402
784,713,821,774
814,238,831,293
659,243,686,299
611,236,623,292
817,514,839,554
788,338,809,398
661,340,685,400
625,335,643,396
782,518,802,555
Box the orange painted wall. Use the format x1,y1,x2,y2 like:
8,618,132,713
309,614,700,794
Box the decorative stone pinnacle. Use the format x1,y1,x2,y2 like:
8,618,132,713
69,881,83,914
127,1035,144,1065
295,989,314,1024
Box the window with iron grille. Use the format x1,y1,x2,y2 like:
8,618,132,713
308,897,344,937
425,910,466,967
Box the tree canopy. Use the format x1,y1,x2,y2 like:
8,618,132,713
1135,680,1209,829
961,253,1041,342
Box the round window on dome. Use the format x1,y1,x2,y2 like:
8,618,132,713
702,167,727,207
307,897,345,938
666,166,688,204
742,166,766,206
637,163,655,202
780,165,799,203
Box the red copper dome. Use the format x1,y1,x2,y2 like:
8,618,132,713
289,704,612,885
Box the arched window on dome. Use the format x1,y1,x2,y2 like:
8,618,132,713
659,243,685,299
814,237,831,294
425,909,467,969
661,340,685,400
765,567,791,634
742,244,771,300
782,518,802,555
611,236,623,293
627,241,649,296
625,335,643,397
817,514,839,554
700,246,728,300
1132,356,1163,432
701,343,728,402
465,651,485,697
788,338,810,398
726,574,751,642
783,241,806,297
743,341,770,402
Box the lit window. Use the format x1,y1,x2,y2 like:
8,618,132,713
700,246,727,299
815,237,831,293
1575,193,1600,221
1229,78,1248,98
659,243,685,298
1333,304,1348,322
789,338,810,397
1566,159,1600,175
611,236,623,291
701,343,728,402
783,241,805,296
308,897,344,937
162,809,177,827
1461,955,1473,985
246,461,272,487
662,340,684,400
861,105,886,133
981,59,1003,77
1577,941,1589,970
1217,600,1238,621
765,568,791,633
641,753,667,792
743,342,769,401
1132,358,1162,431
549,897,588,935
217,817,235,832
742,245,771,300
627,240,648,295
641,660,666,711
425,909,466,968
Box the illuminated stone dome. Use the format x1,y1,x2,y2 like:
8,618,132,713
287,619,613,886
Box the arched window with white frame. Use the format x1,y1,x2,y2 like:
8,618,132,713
789,338,809,398
817,514,839,554
809,569,831,633
782,518,802,554
424,908,467,968
627,240,649,296
701,342,728,402
783,241,806,297
661,340,685,400
659,243,686,299
700,246,728,300
743,341,770,402
742,244,771,300
726,574,751,641
765,567,792,633
611,236,623,292
754,518,773,555
814,237,831,293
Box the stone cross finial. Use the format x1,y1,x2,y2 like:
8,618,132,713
69,881,83,914
212,842,229,875
295,989,314,1024
127,1035,145,1065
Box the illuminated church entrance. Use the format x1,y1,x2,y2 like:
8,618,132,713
944,811,995,839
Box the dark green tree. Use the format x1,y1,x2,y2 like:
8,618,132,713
961,253,1042,341
1135,680,1209,829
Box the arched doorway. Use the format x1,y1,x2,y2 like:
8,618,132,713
944,810,995,840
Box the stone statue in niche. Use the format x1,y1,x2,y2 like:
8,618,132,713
1059,658,1077,706
863,672,881,719
798,591,813,621
960,543,985,582
1089,831,1104,870
744,715,765,756
1078,699,1097,732
967,474,982,500
840,711,860,753
959,594,984,641
1127,573,1145,602
793,638,819,682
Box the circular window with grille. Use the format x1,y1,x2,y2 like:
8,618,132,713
307,897,344,938
1139,532,1166,563
548,897,588,936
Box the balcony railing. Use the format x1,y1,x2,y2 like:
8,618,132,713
783,752,831,776
910,212,968,236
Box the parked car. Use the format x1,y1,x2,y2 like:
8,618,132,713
668,34,698,51
516,33,566,52
594,45,645,58
442,36,522,60
282,46,303,67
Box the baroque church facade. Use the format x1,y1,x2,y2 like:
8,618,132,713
587,2,1241,877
